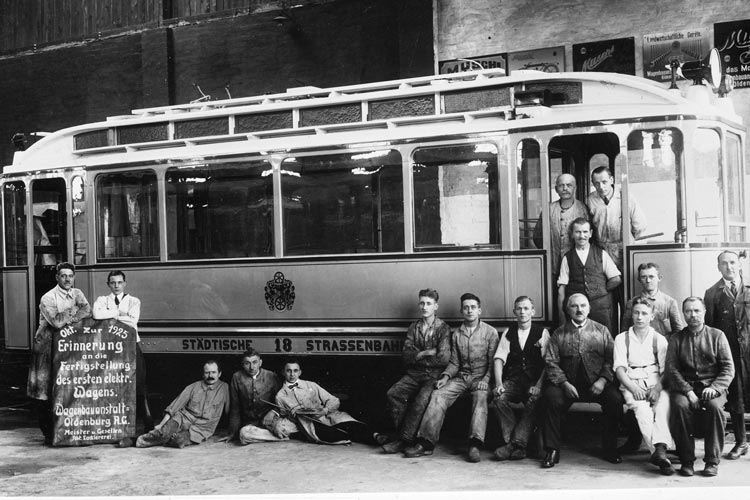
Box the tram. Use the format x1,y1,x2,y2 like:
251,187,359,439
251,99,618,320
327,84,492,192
3,66,747,412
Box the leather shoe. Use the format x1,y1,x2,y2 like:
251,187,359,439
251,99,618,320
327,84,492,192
726,442,749,460
703,463,718,476
494,444,513,461
679,462,694,477
467,445,481,463
509,446,527,460
373,433,390,446
381,439,408,454
403,442,433,458
541,449,560,468
649,443,675,475
603,450,622,464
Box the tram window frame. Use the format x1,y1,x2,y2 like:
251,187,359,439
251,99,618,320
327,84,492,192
95,170,159,261
280,150,404,256
165,160,275,260
626,127,684,244
516,139,542,250
3,181,28,266
685,128,723,243
411,143,501,251
726,132,745,242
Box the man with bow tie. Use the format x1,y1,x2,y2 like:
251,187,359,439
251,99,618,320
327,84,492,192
92,270,152,446
704,250,750,460
27,262,91,445
272,359,386,446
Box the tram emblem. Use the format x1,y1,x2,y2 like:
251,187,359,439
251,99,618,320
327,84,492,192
265,272,295,311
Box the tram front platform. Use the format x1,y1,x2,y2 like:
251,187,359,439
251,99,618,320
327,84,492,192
2,406,750,499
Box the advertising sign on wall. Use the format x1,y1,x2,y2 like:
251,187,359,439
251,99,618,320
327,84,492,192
52,318,137,446
508,46,565,74
439,53,507,74
715,19,750,89
573,37,635,75
643,28,711,83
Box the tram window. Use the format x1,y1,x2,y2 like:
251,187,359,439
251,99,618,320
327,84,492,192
412,144,500,249
281,150,403,255
686,129,722,242
71,176,87,265
166,161,274,259
96,171,159,260
726,132,745,242
516,140,541,249
626,128,683,243
3,182,27,266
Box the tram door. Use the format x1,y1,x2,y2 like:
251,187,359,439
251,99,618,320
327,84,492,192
31,178,68,316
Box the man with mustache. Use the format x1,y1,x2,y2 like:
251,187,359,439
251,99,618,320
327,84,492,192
136,360,229,448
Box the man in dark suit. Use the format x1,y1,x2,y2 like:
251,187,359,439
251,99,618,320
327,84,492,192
704,250,750,460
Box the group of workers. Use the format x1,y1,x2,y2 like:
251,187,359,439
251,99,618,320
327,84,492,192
24,166,749,480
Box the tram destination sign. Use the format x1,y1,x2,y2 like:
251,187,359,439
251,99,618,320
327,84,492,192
51,318,136,446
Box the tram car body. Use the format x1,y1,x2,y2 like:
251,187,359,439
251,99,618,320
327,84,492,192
3,69,748,413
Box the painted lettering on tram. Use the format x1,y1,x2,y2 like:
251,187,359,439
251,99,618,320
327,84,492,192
305,338,405,353
181,338,255,351
160,336,405,355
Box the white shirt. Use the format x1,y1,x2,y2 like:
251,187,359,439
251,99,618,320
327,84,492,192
557,244,621,285
92,293,141,341
613,327,668,381
493,326,550,362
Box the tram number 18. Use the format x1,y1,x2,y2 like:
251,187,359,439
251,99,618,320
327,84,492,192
275,338,292,352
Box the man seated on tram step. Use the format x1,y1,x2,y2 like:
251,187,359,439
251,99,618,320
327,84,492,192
136,360,229,448
381,288,451,454
404,292,500,463
621,262,686,338
587,165,647,271
614,297,675,475
269,359,388,446
491,295,549,461
665,297,734,477
541,293,624,467
92,270,153,447
227,348,284,444
557,217,621,336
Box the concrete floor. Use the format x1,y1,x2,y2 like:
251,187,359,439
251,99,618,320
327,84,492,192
2,408,750,500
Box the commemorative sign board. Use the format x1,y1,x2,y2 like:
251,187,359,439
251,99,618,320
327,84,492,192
573,37,635,75
51,318,136,446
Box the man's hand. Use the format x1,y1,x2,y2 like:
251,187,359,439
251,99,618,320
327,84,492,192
590,378,606,396
647,385,661,404
435,376,449,389
416,348,437,360
528,385,541,399
562,381,579,399
630,384,648,401
687,390,700,409
475,381,488,392
494,382,505,397
702,387,719,401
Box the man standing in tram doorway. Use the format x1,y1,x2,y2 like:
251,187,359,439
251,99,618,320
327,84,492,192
381,288,451,454
704,250,750,460
587,165,648,270
27,262,91,445
92,270,153,446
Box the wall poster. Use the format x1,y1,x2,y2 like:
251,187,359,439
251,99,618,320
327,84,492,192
439,53,507,75
508,46,565,74
715,19,750,89
573,37,635,75
52,318,137,446
642,28,711,83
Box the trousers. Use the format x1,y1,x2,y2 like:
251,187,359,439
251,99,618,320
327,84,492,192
417,376,488,446
669,391,727,465
491,376,539,447
386,372,437,441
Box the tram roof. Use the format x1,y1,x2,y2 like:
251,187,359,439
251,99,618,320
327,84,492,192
6,69,743,174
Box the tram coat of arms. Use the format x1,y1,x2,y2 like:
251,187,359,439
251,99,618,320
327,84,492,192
265,272,295,311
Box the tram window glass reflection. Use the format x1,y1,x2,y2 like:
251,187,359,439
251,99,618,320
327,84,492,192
686,128,722,242
726,132,745,242
517,140,541,249
627,128,683,243
3,182,27,266
412,143,500,249
166,161,274,259
281,150,403,256
96,171,159,260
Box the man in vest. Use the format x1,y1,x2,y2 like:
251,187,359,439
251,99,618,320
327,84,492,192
557,217,622,334
491,295,549,461
614,297,674,475
704,250,750,460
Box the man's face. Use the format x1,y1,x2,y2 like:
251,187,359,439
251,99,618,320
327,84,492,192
567,294,590,323
107,275,127,296
283,363,301,384
418,296,438,320
718,253,739,281
592,171,614,199
513,299,534,324
241,355,262,377
461,299,481,323
631,303,654,329
56,269,75,291
555,176,576,201
683,300,706,329
571,222,591,248
638,267,661,294
203,363,221,385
